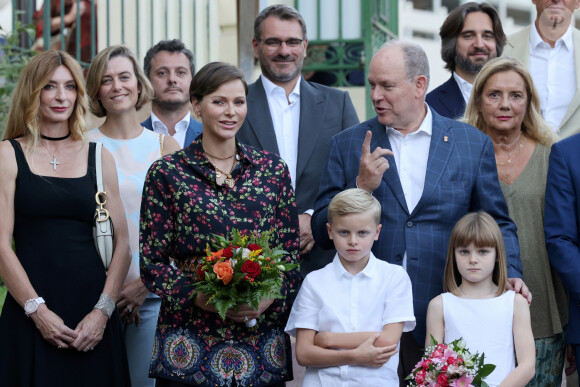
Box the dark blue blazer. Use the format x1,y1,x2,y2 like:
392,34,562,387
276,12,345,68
312,108,521,344
425,76,466,120
545,134,580,344
141,115,203,147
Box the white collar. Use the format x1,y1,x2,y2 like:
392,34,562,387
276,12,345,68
261,74,301,98
332,251,377,279
151,111,191,129
386,103,433,137
531,22,574,51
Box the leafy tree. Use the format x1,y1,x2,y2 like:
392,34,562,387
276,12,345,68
0,16,36,138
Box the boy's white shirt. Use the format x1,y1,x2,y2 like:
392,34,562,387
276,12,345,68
285,252,415,387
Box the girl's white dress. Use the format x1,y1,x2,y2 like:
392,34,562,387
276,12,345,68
442,290,515,387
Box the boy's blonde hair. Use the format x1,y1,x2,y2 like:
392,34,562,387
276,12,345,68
444,212,507,297
327,189,381,225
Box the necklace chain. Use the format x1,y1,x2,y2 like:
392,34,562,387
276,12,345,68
45,142,61,171
204,147,237,160
207,157,237,188
496,137,523,167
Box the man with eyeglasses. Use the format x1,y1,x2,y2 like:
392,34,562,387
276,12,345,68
237,4,359,278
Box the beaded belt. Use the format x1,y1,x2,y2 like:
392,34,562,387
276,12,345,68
174,257,203,274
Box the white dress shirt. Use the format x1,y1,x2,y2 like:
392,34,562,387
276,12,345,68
261,74,301,190
453,71,473,104
386,105,432,269
529,23,576,132
285,252,416,387
150,111,191,148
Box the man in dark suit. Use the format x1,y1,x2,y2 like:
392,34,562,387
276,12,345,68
545,133,580,378
312,40,528,382
237,4,359,276
426,2,506,119
141,39,202,148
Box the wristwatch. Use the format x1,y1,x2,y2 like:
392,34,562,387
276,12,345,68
24,297,45,316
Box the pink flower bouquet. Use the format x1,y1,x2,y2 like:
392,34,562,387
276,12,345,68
406,336,495,387
193,229,298,326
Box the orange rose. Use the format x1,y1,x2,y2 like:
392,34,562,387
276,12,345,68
213,261,234,285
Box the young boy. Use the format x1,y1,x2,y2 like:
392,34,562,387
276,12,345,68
285,188,415,386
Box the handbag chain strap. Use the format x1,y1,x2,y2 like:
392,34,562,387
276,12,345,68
95,143,110,222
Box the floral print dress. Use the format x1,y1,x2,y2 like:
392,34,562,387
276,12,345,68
140,137,300,386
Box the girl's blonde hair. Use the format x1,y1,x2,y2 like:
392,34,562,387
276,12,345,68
464,56,557,146
85,45,153,117
444,212,507,297
2,50,87,155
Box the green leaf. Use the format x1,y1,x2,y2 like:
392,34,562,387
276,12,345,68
478,364,496,378
429,334,438,346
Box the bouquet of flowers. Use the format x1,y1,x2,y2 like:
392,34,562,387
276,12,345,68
193,228,298,327
406,336,496,387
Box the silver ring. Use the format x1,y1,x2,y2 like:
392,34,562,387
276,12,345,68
85,345,94,351
57,343,64,349
244,316,248,322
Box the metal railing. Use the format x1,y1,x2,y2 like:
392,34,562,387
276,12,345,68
15,0,209,68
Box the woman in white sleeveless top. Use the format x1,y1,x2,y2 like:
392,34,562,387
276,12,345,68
85,45,180,387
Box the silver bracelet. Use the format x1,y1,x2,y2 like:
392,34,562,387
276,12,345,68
94,293,115,318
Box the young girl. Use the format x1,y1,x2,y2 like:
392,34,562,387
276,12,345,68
425,212,535,386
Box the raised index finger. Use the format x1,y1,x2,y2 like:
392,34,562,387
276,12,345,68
361,130,372,156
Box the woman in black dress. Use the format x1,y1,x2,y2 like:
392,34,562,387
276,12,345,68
0,50,131,386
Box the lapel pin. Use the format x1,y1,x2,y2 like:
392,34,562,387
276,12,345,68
444,136,448,142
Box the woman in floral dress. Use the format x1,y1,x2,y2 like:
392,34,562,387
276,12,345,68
140,62,300,387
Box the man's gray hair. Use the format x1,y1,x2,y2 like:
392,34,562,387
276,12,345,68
253,4,307,41
380,40,430,89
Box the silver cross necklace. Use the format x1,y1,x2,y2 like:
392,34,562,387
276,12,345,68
41,132,71,171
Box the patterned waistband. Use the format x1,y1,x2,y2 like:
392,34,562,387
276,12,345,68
174,257,203,274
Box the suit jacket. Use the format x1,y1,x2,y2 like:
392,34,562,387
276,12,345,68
237,77,360,275
503,25,580,139
141,115,203,148
545,134,580,343
425,76,466,120
312,108,521,344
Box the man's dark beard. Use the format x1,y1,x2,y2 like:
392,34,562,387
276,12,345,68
153,98,189,112
454,51,491,74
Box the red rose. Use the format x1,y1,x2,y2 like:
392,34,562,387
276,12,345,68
247,243,262,252
222,247,234,258
196,265,206,281
437,373,449,386
241,260,261,278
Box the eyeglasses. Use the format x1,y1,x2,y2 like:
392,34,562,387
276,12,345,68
259,38,304,50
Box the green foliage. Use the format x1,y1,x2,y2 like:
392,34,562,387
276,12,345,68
0,16,36,136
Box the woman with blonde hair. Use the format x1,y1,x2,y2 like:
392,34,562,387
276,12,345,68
0,50,131,385
464,56,566,386
86,45,179,387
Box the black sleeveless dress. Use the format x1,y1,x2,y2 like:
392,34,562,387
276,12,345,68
0,139,131,386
